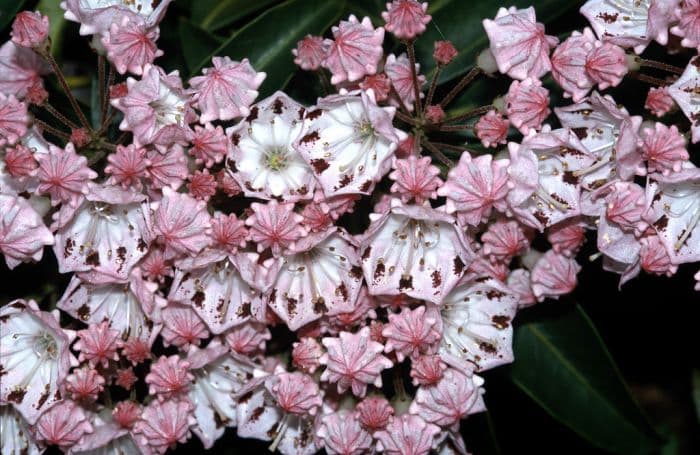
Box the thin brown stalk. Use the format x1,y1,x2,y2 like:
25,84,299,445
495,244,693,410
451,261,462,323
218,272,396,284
423,140,454,167
43,53,92,131
439,67,481,108
406,41,423,114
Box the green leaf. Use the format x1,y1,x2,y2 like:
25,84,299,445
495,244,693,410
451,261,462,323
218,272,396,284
191,0,280,32
415,0,578,83
510,303,662,454
191,0,345,97
178,20,224,74
37,0,68,58
0,0,28,32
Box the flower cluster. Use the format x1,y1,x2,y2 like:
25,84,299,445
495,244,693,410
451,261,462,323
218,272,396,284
0,0,698,454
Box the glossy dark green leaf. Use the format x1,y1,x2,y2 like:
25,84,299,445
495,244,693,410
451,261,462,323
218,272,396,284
510,303,662,454
191,0,280,32
179,20,224,74
191,0,345,97
415,0,579,84
0,0,27,31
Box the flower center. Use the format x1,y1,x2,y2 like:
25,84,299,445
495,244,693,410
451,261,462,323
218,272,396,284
264,147,289,171
356,121,375,140
33,331,58,359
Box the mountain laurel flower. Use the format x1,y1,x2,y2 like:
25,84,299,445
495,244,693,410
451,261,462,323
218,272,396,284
506,77,551,135
550,28,596,102
112,64,195,147
61,0,173,36
113,401,141,428
361,202,474,303
190,57,266,123
292,337,324,373
35,400,93,450
65,367,105,403
433,40,458,65
317,411,373,455
322,15,385,84
0,93,28,146
389,155,443,204
102,16,163,75
228,92,315,202
0,41,51,99
224,321,271,355
670,0,700,49
547,220,587,257
410,354,447,386
115,367,138,390
481,219,530,263
0,300,76,424
360,73,392,101
161,304,210,349
320,327,393,397
645,87,675,117
475,110,509,148
295,90,406,196
640,234,677,276
187,169,217,201
374,414,441,455
483,6,559,80
0,406,43,455
36,143,97,207
293,35,328,71
584,41,628,90
439,152,510,227
356,396,394,432
146,355,194,400
382,0,431,40
668,62,700,143
382,305,441,361
134,399,194,454
0,194,53,269
246,200,307,257
409,368,486,427
580,0,651,53
4,144,38,178
105,144,150,189
153,187,212,258
531,250,582,301
189,123,229,167
74,321,123,368
640,123,689,175
267,372,322,416
385,53,425,111
11,11,49,48
210,212,248,254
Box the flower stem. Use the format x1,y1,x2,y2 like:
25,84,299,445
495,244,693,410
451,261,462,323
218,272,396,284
395,110,417,125
33,119,71,141
423,140,454,167
424,65,442,109
41,103,80,130
627,71,672,86
406,40,423,114
43,52,92,131
440,67,481,108
637,58,684,75
98,55,105,121
441,105,493,124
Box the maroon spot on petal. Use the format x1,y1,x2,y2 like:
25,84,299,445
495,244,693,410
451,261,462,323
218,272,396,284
238,390,253,403
349,265,363,280
85,251,100,266
36,385,50,410
310,158,329,174
298,107,306,120
214,413,229,428
272,98,285,114
192,291,205,308
562,171,579,185
534,211,550,226
359,180,373,192
399,275,413,291
237,301,251,318
335,283,348,301
336,174,354,189
231,133,241,146
300,131,320,145
654,215,669,231
313,297,327,314
246,106,259,123
77,304,90,321
374,262,385,281
486,289,505,300
306,109,323,120
361,247,371,261
491,315,511,329
137,238,147,252
116,246,127,273
249,406,265,422
64,238,74,258
431,270,442,288
7,388,26,403
571,127,588,140
597,12,618,23
287,297,298,317
479,342,497,354
453,256,465,275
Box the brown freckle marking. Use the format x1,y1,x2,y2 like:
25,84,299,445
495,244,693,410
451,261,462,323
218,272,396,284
192,291,205,308
246,107,259,122
300,131,320,144
214,413,229,428
550,193,569,206
10,302,25,309
298,107,306,120
479,342,497,354
237,301,251,318
374,262,385,281
137,238,147,252
486,289,505,299
0,364,6,376
562,171,579,185
313,297,327,314
399,275,413,291
7,388,26,403
64,238,74,258
349,265,363,280
287,296,298,316
272,98,284,114
78,304,90,321
85,251,100,266
306,109,323,120
571,127,588,140
336,174,353,189
249,406,265,422
231,133,241,146
534,211,550,226
361,247,371,260
238,390,253,403
453,256,465,275
36,385,50,410
492,315,510,329
116,246,127,273
0,315,8,323
310,158,329,173
597,12,618,23
54,389,61,401
431,270,442,288
654,215,669,231
359,180,372,192
335,283,348,301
